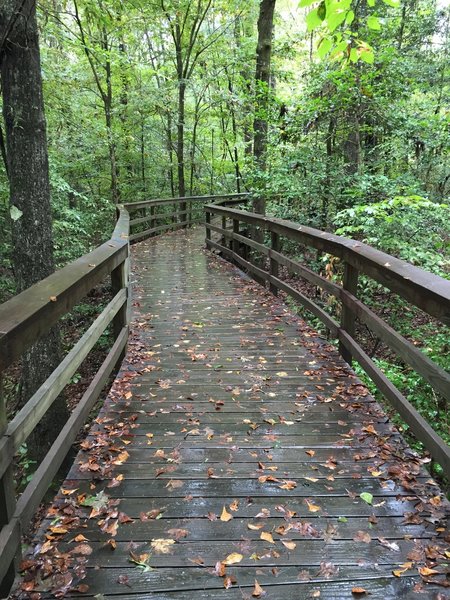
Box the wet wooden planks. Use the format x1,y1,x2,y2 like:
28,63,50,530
15,228,449,599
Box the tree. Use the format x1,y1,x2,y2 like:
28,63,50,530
0,0,68,462
253,0,276,215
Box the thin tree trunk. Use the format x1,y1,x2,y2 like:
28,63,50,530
253,0,276,215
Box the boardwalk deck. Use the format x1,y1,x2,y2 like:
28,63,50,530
14,228,449,599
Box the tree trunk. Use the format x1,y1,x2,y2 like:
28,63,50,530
177,80,187,221
253,0,276,215
0,0,68,463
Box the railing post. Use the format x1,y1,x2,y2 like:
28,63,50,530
232,219,240,262
150,204,155,235
205,210,211,247
270,230,280,296
339,262,358,364
0,376,18,596
221,215,226,250
111,258,129,365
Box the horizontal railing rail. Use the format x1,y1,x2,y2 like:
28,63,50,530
204,203,450,478
0,192,243,593
124,193,248,242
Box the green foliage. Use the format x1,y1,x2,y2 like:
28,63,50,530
334,196,449,276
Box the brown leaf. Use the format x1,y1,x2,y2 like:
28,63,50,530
167,528,189,540
214,561,226,577
353,530,371,544
224,575,236,589
351,588,368,596
252,579,266,597
72,543,93,555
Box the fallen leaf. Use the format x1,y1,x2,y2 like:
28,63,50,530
220,506,233,522
151,538,176,554
282,540,296,550
353,530,371,544
252,579,266,597
305,499,321,513
223,552,243,565
260,531,274,544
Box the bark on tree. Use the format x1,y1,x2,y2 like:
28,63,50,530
0,0,69,462
253,0,276,215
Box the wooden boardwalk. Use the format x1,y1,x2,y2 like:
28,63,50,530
15,228,449,599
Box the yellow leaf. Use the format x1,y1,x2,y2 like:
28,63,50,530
220,506,233,522
305,499,321,512
281,540,296,550
260,531,274,544
418,566,440,577
223,552,243,565
248,523,264,530
276,371,288,377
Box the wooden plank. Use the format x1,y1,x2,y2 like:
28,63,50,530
338,330,450,477
0,290,127,480
0,240,128,370
13,327,128,528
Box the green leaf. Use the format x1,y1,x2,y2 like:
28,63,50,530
360,492,373,505
327,9,348,32
349,47,358,63
359,46,374,64
317,1,327,20
317,36,333,58
367,15,381,30
381,0,400,6
367,0,375,5
345,9,355,25
10,205,23,221
306,8,323,30
338,516,348,522
299,0,317,7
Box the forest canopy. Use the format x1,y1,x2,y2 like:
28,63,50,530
0,0,448,290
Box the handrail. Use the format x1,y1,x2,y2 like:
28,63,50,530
204,203,450,477
125,193,248,242
0,193,244,593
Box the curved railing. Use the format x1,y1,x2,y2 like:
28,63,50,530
204,203,450,478
0,193,245,592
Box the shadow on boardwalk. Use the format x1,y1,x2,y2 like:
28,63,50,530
12,228,449,599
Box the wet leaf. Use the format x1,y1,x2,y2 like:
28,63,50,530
223,552,243,565
151,538,176,554
252,579,266,597
220,506,233,522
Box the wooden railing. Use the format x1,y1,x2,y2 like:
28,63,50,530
0,208,130,592
205,203,450,478
0,193,246,593
125,193,247,242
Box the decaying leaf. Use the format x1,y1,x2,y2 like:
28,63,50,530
151,538,176,554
